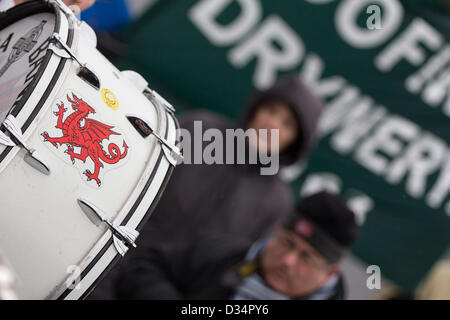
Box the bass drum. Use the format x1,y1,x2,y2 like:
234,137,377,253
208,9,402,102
0,0,181,299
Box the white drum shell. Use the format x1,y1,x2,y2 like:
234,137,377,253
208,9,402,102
0,2,178,299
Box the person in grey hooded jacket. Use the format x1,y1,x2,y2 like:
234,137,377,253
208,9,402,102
87,74,323,299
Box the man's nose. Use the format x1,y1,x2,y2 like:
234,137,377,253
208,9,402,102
266,117,283,131
281,251,297,267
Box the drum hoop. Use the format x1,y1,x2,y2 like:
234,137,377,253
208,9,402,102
0,0,73,167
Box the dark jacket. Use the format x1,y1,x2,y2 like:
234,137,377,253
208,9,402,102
88,76,323,299
115,233,345,300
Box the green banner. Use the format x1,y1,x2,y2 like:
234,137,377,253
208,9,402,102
117,0,450,292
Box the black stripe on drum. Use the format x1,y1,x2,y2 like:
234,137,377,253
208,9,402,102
135,112,177,231
79,239,121,300
58,110,177,300
54,236,115,300
0,145,13,163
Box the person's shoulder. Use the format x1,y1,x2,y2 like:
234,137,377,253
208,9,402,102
189,232,251,262
179,109,234,131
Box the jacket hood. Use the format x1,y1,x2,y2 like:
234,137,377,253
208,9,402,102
240,75,324,166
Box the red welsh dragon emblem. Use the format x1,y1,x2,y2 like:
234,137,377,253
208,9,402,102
41,92,128,186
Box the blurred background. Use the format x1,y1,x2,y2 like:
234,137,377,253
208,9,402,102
79,0,450,299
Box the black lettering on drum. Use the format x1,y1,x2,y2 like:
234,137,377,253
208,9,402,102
9,36,51,112
28,36,51,63
0,33,13,52
25,56,45,83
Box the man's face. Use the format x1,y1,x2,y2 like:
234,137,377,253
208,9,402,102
247,101,299,154
260,228,339,297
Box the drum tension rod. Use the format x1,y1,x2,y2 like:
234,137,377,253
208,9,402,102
0,130,15,148
49,33,101,90
77,199,139,257
1,115,51,175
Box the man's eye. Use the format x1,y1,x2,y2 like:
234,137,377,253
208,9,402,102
299,251,312,262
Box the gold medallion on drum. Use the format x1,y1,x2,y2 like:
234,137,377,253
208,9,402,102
101,88,119,110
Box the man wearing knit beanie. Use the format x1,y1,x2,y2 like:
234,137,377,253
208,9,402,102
116,191,359,300
259,191,359,299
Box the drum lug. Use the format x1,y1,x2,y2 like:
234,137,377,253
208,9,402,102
126,115,183,166
48,43,71,59
77,199,140,257
0,131,15,147
162,145,183,167
2,115,51,175
49,33,101,90
77,65,101,90
23,149,52,176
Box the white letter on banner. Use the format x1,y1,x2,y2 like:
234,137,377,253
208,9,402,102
376,18,444,72
336,0,403,49
386,134,446,199
355,116,419,175
300,54,346,99
229,15,305,89
189,0,262,46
